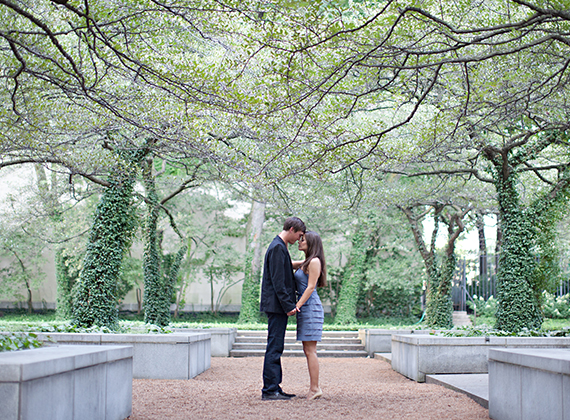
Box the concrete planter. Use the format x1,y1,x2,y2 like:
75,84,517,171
0,345,133,420
391,334,570,382
174,328,237,357
29,332,211,380
489,348,570,420
359,329,429,356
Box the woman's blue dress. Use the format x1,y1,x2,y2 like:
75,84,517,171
294,268,324,341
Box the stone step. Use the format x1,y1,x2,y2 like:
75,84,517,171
235,337,362,345
232,342,366,351
230,348,369,358
236,330,360,338
230,330,367,358
453,311,472,326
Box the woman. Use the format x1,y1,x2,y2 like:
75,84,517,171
293,231,327,400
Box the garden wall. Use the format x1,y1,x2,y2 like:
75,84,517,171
489,348,570,420
391,334,570,382
30,332,211,380
0,345,132,420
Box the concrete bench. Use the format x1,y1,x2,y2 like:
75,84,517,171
391,334,570,382
0,345,132,420
24,332,211,380
489,348,570,420
359,329,429,356
174,328,236,357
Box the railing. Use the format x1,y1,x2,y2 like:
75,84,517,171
452,255,570,312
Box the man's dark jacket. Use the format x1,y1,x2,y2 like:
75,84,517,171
260,236,296,314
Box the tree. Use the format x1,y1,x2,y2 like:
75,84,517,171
399,202,471,328
238,200,266,323
72,142,151,328
0,225,46,313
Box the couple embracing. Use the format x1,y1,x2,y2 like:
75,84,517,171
260,216,326,401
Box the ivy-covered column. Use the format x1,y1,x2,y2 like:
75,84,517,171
73,146,146,328
494,173,542,332
425,252,454,328
142,158,171,326
238,200,266,323
334,221,373,325
55,249,79,319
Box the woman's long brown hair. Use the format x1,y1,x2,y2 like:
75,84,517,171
300,231,327,287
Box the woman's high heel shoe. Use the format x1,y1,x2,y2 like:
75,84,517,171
308,389,323,400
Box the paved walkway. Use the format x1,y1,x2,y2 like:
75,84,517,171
130,357,489,419
375,353,489,408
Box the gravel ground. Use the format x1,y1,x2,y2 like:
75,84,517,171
129,357,489,420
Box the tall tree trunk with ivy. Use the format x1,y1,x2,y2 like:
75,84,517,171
335,217,379,325
141,158,188,326
238,200,266,323
493,172,543,331
55,249,79,319
142,159,169,326
401,204,469,328
73,145,148,328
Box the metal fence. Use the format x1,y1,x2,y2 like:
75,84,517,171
452,254,570,311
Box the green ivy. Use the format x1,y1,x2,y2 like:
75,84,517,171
142,160,187,327
0,332,43,352
55,249,81,320
335,220,371,325
494,171,543,332
238,250,262,323
425,251,454,329
72,144,148,329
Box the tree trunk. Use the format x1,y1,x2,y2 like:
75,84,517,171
238,200,266,323
494,173,542,332
476,212,488,297
142,158,171,326
334,221,374,325
73,143,149,329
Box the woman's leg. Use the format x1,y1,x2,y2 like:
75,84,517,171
302,341,320,394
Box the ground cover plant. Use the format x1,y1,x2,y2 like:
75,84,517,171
0,310,422,333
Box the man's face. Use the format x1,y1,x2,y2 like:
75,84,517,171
287,228,304,245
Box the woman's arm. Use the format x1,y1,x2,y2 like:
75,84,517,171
296,258,321,310
292,260,303,269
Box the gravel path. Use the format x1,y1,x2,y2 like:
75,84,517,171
129,357,489,419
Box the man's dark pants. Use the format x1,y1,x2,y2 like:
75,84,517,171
262,312,288,394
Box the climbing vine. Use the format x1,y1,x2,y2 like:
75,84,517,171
238,250,262,323
335,216,376,325
72,143,149,329
55,249,81,320
142,158,187,326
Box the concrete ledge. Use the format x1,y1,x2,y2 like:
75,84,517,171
174,328,236,357
24,332,211,380
489,348,570,420
426,373,489,409
359,329,429,356
0,345,132,420
391,334,570,382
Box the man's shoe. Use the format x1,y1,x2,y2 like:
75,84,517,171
278,390,296,398
262,391,292,401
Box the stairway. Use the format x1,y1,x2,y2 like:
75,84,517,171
453,311,472,326
230,330,368,357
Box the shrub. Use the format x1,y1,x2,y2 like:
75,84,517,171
542,291,570,319
467,295,498,318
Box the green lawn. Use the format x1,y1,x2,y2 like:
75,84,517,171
2,310,568,333
471,315,570,331
0,310,421,332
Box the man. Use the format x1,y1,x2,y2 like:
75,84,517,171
260,216,306,400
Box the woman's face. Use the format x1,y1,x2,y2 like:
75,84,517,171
298,235,308,253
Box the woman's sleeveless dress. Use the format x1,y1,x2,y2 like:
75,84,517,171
294,268,324,341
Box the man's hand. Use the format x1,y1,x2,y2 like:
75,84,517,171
287,307,299,316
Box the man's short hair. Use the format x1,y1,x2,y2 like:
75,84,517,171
283,217,306,233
